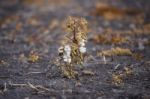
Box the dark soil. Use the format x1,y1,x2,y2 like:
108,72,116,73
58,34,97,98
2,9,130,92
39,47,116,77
0,0,150,99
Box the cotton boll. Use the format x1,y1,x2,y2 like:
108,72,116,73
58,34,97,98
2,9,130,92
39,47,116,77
79,41,85,46
64,45,71,52
63,55,68,60
64,45,71,56
79,39,86,46
63,46,71,63
64,58,68,62
63,55,68,62
81,39,86,43
68,58,71,63
79,46,86,53
63,55,71,63
79,39,87,53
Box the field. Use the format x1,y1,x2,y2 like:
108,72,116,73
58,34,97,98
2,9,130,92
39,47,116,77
0,0,150,99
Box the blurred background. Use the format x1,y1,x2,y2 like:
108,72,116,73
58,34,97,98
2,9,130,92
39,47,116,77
0,0,150,52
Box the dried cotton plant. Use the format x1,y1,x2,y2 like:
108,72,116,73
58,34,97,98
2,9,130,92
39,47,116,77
58,16,88,78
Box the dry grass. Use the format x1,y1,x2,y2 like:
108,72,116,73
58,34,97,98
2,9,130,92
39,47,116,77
112,67,133,86
28,52,40,63
98,47,132,57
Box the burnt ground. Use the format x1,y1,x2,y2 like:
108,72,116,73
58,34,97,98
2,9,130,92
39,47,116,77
0,0,150,99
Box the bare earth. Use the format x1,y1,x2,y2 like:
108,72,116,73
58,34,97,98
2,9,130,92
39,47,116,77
0,0,150,99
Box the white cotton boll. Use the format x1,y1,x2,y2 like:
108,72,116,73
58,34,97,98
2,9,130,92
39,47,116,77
79,39,86,46
79,46,86,53
63,54,71,63
66,50,71,56
63,56,71,63
64,45,71,52
81,39,86,43
79,41,85,46
64,45,71,56
64,58,68,62
63,55,68,62
68,58,71,63
63,55,68,60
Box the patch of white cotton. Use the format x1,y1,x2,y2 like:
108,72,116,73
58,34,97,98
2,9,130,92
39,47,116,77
79,39,86,54
63,45,71,63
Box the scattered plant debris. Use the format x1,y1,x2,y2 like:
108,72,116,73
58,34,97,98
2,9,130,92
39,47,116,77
124,67,133,76
49,19,59,30
91,33,129,44
98,47,132,57
112,66,133,86
132,53,144,61
112,74,123,86
28,52,40,63
82,70,95,76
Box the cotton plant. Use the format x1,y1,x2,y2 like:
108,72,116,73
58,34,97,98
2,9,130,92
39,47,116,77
58,16,88,78
63,45,71,63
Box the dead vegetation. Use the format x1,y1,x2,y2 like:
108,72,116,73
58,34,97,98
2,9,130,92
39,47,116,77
91,3,144,21
28,53,40,63
112,67,133,86
98,47,132,57
91,33,129,45
97,47,144,62
57,16,89,78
